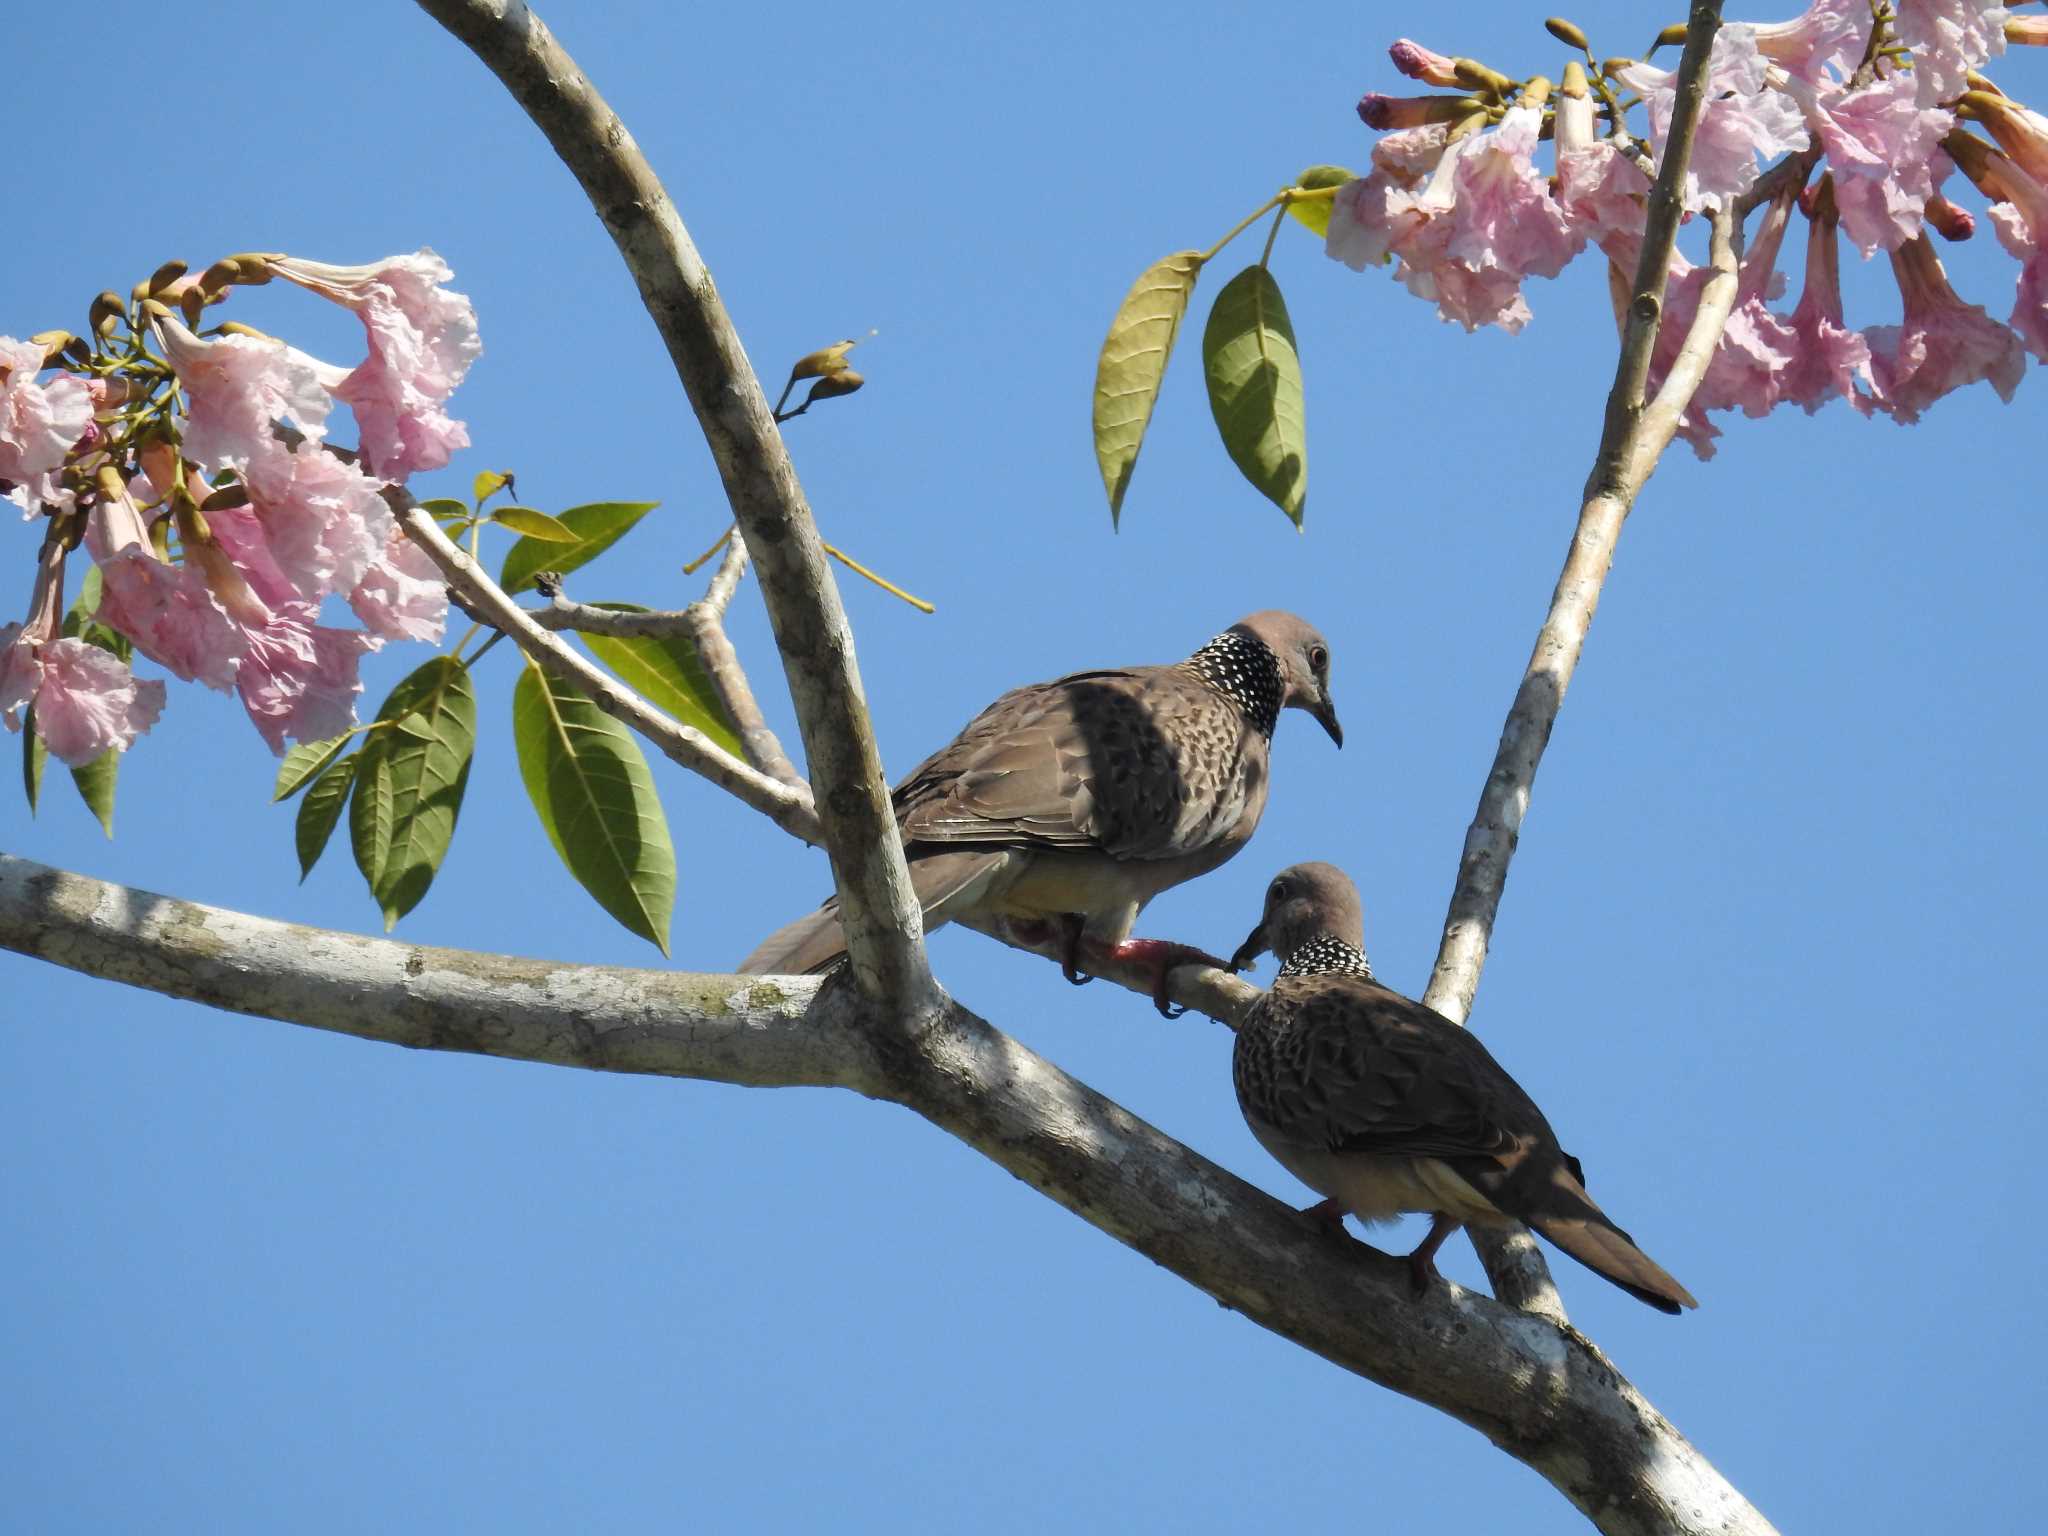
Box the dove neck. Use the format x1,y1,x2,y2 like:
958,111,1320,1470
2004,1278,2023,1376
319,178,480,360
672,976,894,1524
1187,630,1282,737
1277,934,1375,980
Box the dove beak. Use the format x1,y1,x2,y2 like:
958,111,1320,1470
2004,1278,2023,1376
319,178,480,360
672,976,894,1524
1229,923,1269,973
1310,694,1342,748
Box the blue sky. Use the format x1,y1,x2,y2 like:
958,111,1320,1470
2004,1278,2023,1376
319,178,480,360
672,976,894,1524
3,3,2043,1531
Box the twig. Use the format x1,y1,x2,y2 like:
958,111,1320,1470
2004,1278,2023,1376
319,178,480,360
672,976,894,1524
1420,0,1733,1318
396,499,825,845
684,537,806,789
418,0,937,1018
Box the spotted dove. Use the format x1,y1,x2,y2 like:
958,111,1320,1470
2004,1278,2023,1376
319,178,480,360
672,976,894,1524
1230,862,1697,1313
739,612,1341,1004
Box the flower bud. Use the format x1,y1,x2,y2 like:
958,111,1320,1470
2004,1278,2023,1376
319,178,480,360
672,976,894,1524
1388,39,1461,87
1652,24,1690,51
30,330,75,364
1561,59,1590,98
89,292,124,338
216,320,279,343
1958,90,2048,182
1452,58,1516,97
230,253,278,284
1925,191,1976,241
2008,16,2048,46
1545,18,1590,53
145,259,189,296
1357,92,1484,129
803,369,864,404
200,258,244,295
1518,75,1554,108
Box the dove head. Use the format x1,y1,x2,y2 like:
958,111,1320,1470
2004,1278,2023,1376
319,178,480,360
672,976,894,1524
1230,861,1369,974
1217,611,1342,747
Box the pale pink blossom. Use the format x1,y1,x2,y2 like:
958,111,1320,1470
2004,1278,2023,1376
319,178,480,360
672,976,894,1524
1357,93,1473,131
241,437,395,602
1553,87,1652,244
1371,122,1454,185
151,317,337,473
0,336,93,517
233,613,377,754
93,542,247,691
1780,181,1882,412
189,516,381,754
1893,0,2008,106
1752,0,1870,86
348,529,448,643
1616,26,1810,210
1693,191,1803,419
268,251,480,481
17,636,166,765
1967,90,2048,182
1865,232,2025,420
1967,145,2048,359
1445,107,1582,281
1786,75,1953,253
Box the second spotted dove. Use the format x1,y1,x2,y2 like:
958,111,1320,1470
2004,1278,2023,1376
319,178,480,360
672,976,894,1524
1230,862,1697,1313
739,612,1341,1008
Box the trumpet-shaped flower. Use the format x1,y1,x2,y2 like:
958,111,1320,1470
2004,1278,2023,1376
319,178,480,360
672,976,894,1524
0,337,93,517
1616,26,1809,210
1892,0,2008,107
1865,232,2025,420
268,251,480,481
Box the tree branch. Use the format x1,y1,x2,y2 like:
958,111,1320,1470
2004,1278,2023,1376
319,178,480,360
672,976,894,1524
1420,1,1732,1314
414,0,935,1016
398,500,826,845
0,850,1777,1536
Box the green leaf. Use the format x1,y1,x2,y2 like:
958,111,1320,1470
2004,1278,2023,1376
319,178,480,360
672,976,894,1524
472,469,513,504
297,751,358,881
1092,251,1203,526
579,603,744,759
490,505,580,543
349,657,477,929
512,660,676,954
498,500,658,596
69,749,118,838
1202,264,1307,526
1285,165,1357,237
274,734,350,802
418,497,471,523
350,745,393,892
23,706,43,814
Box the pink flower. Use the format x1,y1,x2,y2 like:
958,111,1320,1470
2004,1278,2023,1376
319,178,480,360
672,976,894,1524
1371,122,1455,184
0,537,163,765
1693,191,1802,420
0,336,93,517
233,612,377,754
1616,26,1810,210
1960,142,2048,359
12,636,166,766
1786,74,1953,253
268,251,480,481
1779,179,1882,412
241,436,395,602
1966,90,2048,182
348,528,448,643
1356,93,1476,131
1445,107,1581,281
92,542,247,692
1388,39,1461,88
1329,111,1584,333
1553,84,1652,244
1752,0,1870,86
1865,232,2025,420
1893,0,2008,107
192,512,381,754
151,317,339,474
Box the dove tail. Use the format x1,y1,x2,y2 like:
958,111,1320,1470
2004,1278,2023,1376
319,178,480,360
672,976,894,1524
1526,1212,1698,1314
738,904,850,975
737,850,1012,975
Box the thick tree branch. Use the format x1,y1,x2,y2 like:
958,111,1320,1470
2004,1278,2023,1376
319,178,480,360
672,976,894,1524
415,0,934,1016
0,851,1777,1536
1421,2,1731,1316
399,502,826,845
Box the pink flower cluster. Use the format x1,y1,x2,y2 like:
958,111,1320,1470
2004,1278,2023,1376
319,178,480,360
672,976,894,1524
1334,4,2044,456
0,250,474,766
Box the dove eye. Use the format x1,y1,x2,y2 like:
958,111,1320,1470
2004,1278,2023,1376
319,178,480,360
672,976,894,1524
1270,878,1291,901
1309,645,1328,673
